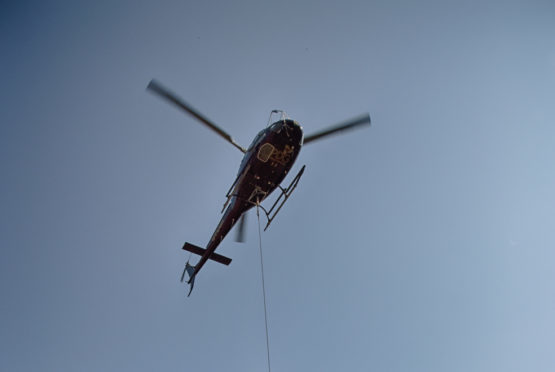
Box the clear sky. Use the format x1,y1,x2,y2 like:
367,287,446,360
2,1,555,371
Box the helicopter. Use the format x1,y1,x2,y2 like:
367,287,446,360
147,80,371,296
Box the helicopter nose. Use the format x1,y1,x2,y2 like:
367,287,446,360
286,119,300,128
289,121,304,142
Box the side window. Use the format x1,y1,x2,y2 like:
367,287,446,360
270,122,281,133
257,143,275,162
248,130,265,151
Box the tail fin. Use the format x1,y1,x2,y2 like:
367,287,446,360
181,261,197,297
180,243,232,296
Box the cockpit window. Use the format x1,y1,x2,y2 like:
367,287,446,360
270,122,282,133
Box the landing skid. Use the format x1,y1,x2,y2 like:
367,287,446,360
258,165,305,231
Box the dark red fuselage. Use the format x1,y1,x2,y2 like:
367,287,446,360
190,119,304,278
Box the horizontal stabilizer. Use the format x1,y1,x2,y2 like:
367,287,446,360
182,242,232,265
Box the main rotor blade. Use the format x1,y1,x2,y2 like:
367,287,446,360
235,213,247,243
147,80,246,153
303,113,371,145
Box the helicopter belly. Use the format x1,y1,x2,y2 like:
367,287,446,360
236,145,300,206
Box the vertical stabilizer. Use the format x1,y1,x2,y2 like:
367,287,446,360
181,261,197,296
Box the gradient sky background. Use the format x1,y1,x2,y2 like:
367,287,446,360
2,1,555,371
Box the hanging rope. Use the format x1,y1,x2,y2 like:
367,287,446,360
257,205,272,372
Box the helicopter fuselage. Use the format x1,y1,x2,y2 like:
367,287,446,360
189,118,304,278
147,79,370,295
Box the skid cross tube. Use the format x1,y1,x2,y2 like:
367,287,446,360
258,165,305,231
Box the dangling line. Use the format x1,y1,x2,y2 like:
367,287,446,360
257,205,271,372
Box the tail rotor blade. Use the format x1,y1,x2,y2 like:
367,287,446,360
235,213,247,243
147,80,246,153
303,113,371,145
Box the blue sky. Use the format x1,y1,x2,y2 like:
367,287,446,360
2,1,555,371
